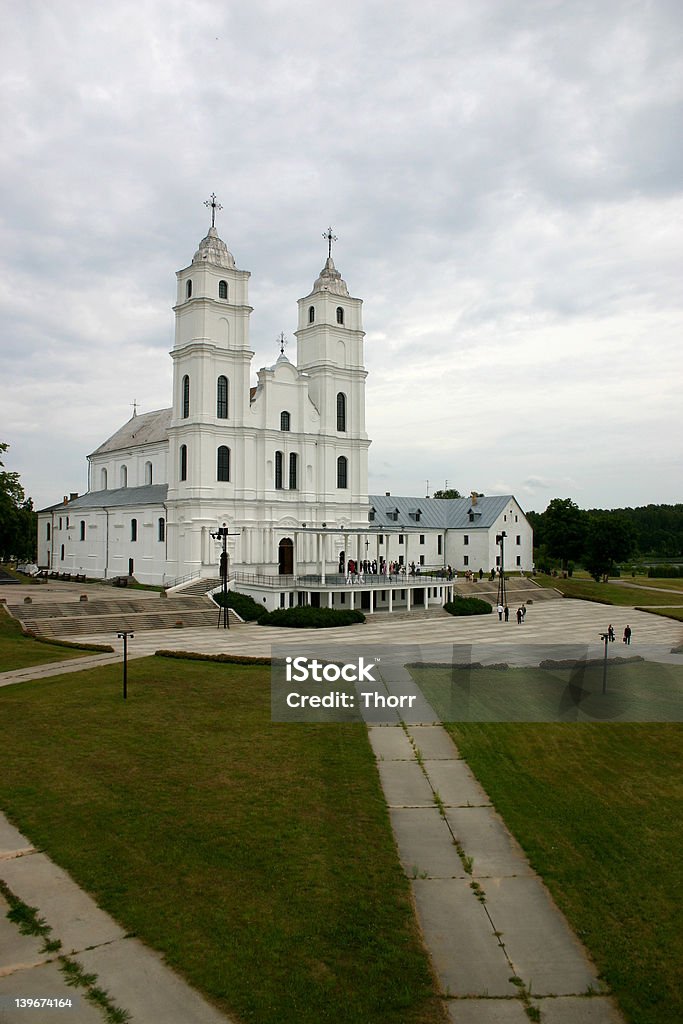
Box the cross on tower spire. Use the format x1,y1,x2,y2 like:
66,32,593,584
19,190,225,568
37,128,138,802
277,332,287,356
322,226,338,259
204,192,223,228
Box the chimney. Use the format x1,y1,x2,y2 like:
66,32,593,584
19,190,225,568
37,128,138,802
385,491,391,497
471,491,478,506
69,492,78,501
63,496,69,505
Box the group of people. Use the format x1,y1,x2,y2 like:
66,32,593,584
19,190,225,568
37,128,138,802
496,602,527,624
607,623,633,645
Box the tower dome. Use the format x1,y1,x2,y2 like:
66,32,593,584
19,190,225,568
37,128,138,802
192,226,236,269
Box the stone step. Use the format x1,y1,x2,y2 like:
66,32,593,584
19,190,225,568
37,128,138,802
170,577,223,596
21,607,240,638
10,596,215,621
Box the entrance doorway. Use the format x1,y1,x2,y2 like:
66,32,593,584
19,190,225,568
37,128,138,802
278,538,294,575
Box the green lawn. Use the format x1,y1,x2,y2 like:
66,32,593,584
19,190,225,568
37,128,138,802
442,721,682,1024
640,606,683,623
0,658,446,1024
0,606,89,671
533,575,683,606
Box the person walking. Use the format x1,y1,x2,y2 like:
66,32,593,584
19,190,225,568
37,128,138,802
497,603,503,621
521,603,527,621
516,607,522,625
608,624,615,642
504,605,509,622
624,624,632,645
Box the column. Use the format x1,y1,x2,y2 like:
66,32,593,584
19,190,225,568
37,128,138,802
406,587,412,613
425,586,429,610
321,532,326,584
388,589,393,614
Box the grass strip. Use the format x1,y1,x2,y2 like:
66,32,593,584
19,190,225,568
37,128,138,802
439,719,683,1024
0,658,446,1024
0,607,92,671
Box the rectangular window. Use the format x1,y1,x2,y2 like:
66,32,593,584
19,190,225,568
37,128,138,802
398,555,404,565
516,535,521,545
419,534,425,544
463,555,469,566
340,593,345,604
504,514,507,521
419,555,425,566
515,515,518,522
437,535,442,555
289,452,298,489
464,534,469,545
275,451,283,489
516,556,521,566
280,593,285,608
496,555,501,566
398,534,404,544
379,535,384,545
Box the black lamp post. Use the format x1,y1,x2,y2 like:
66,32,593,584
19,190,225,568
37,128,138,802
117,631,134,699
496,531,507,610
599,632,609,694
210,523,240,629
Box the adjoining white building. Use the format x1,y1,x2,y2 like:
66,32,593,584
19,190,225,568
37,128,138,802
37,211,533,612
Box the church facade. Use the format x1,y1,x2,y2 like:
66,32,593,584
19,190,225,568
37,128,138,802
37,213,533,610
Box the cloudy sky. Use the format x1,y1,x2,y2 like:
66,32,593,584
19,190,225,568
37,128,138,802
2,0,681,514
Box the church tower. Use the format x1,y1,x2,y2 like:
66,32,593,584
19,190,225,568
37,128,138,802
295,230,370,506
167,198,254,503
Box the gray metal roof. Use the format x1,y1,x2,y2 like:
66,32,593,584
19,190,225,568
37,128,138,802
89,408,172,457
50,484,169,511
369,493,517,530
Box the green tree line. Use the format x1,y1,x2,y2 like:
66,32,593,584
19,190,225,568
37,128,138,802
527,498,683,580
0,443,37,562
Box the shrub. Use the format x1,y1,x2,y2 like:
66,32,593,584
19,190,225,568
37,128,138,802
444,596,492,616
213,590,268,622
647,565,683,578
258,606,366,628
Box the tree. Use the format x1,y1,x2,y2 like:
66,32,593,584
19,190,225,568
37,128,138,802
432,488,463,499
541,498,588,570
583,512,636,581
0,443,37,562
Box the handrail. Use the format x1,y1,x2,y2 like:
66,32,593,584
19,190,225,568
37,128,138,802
232,570,454,588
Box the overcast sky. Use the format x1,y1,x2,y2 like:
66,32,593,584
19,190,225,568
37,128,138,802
2,0,681,514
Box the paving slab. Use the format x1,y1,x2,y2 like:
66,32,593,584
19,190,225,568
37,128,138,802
424,760,491,807
407,724,461,759
531,995,624,1023
412,878,517,997
78,935,232,1023
367,725,414,761
0,821,32,859
389,808,468,878
0,855,126,955
483,876,601,996
0,961,103,1023
446,998,530,1022
445,807,533,878
0,896,49,974
377,760,435,806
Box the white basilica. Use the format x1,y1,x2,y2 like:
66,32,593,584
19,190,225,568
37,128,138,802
37,209,533,612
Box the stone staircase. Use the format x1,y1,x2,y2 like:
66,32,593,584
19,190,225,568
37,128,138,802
170,577,223,596
8,594,239,638
452,578,562,605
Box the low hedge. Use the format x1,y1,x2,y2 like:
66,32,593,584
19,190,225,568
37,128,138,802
444,596,492,616
258,606,366,628
155,650,272,665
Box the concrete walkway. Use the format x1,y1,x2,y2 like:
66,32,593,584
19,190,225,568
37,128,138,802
0,817,234,1024
364,661,626,1022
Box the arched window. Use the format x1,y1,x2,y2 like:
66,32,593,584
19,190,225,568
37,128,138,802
158,518,165,542
101,468,108,490
217,376,228,419
144,461,153,485
186,279,192,299
336,392,347,432
180,444,188,481
131,519,137,542
120,465,128,488
289,452,298,490
336,306,344,324
308,305,315,324
275,451,284,489
337,455,348,489
217,445,231,482
80,521,86,541
182,375,190,419
218,280,228,299
280,410,290,431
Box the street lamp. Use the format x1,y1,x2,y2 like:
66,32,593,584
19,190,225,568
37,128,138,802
117,631,134,699
599,632,609,694
210,523,240,629
496,531,507,610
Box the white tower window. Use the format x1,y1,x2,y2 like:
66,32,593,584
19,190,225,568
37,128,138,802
336,306,344,324
120,465,128,488
275,451,284,489
308,305,315,323
289,452,298,489
186,280,192,299
218,280,228,299
144,461,153,485
182,375,190,418
337,456,348,489
217,376,229,419
180,445,188,481
280,411,291,431
101,468,107,490
217,445,231,482
336,392,347,432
